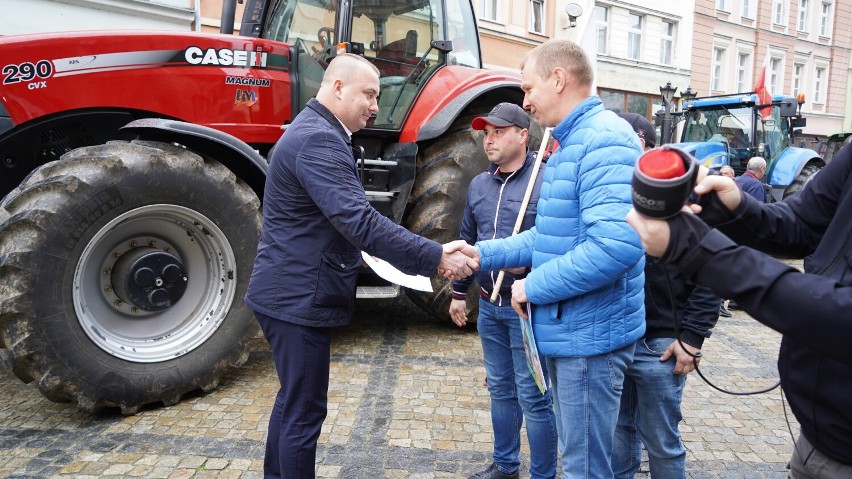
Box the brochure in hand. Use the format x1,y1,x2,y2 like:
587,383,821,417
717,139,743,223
521,303,547,395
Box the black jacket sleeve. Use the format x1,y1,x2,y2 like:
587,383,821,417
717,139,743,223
661,212,852,365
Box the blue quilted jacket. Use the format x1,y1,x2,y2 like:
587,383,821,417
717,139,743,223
477,96,646,357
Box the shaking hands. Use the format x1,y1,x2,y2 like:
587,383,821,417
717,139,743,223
438,240,481,280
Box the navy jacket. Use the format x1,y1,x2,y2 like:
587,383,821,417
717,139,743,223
245,99,442,327
661,144,852,464
451,151,543,304
734,170,765,202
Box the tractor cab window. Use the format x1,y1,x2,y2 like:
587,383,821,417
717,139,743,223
263,0,338,106
351,0,446,128
756,106,789,162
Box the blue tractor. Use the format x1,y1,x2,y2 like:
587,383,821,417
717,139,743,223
673,93,824,202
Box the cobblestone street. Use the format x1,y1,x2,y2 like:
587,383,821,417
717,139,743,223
1,297,795,478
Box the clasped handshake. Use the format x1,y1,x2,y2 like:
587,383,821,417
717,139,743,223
437,240,481,280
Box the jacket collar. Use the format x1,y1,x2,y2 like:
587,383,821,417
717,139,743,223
552,95,603,141
487,150,537,180
305,98,352,145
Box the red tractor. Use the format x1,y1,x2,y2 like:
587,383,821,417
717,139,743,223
0,0,528,413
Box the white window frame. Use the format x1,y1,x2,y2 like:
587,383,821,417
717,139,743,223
717,0,730,12
813,66,826,104
769,57,783,93
480,0,500,22
820,1,832,37
737,52,750,92
798,0,810,32
627,13,643,61
660,20,675,65
530,0,545,34
793,63,804,97
712,47,726,91
742,0,755,18
596,6,609,55
773,0,786,25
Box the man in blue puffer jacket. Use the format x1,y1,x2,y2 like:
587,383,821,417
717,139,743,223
448,39,646,478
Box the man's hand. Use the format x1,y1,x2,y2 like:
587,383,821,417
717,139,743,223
449,299,468,327
510,278,528,319
690,173,743,215
659,339,702,375
625,208,676,258
439,241,480,280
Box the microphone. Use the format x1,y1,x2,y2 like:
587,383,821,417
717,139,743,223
631,146,699,219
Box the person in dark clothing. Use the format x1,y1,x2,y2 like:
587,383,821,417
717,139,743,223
245,53,475,479
613,113,721,478
625,143,852,478
450,102,557,479
734,156,766,202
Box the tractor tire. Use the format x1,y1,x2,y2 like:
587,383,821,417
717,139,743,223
783,163,822,199
403,111,490,322
0,140,261,413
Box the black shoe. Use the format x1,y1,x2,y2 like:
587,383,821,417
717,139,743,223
719,304,732,317
727,299,740,310
468,463,519,479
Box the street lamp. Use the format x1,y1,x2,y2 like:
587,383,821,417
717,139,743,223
659,82,678,145
682,86,698,102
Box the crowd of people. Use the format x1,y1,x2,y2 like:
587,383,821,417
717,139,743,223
245,38,851,479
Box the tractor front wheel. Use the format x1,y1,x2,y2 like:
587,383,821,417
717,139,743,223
0,140,260,413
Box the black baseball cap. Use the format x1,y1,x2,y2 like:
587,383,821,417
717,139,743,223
617,112,656,148
471,103,530,130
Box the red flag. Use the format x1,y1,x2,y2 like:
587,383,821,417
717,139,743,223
754,65,772,119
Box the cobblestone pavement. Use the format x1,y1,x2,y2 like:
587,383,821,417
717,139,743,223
1,297,796,479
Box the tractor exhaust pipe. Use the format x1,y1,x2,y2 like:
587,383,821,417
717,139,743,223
221,0,237,34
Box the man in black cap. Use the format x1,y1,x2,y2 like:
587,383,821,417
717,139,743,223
617,112,657,150
614,112,721,478
450,102,557,479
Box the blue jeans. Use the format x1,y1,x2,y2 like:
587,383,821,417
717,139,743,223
547,341,635,479
478,298,558,479
613,337,687,479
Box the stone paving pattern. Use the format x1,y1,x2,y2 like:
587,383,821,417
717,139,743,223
1,296,797,478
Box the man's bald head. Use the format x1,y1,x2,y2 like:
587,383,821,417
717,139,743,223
316,53,381,133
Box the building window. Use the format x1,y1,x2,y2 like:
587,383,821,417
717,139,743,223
820,2,832,36
599,88,659,120
717,0,729,11
793,63,804,97
770,57,782,92
773,0,785,24
596,6,609,55
797,0,810,32
530,0,545,34
481,0,499,21
712,48,725,91
660,20,674,65
627,13,643,61
712,47,725,91
737,52,749,92
814,67,825,103
742,0,755,18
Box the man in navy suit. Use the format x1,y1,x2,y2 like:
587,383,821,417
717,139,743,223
245,53,476,479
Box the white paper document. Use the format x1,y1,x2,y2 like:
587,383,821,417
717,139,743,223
361,251,433,292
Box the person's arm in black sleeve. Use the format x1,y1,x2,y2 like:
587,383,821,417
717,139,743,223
677,277,721,350
662,213,852,366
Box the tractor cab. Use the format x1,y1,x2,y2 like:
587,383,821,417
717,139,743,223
239,0,481,128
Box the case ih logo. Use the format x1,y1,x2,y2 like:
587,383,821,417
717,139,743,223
185,46,268,68
235,89,258,106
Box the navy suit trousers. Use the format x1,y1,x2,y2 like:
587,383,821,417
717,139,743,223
255,312,332,479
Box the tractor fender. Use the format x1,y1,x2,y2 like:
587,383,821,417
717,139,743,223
400,66,523,143
120,118,268,197
767,147,823,187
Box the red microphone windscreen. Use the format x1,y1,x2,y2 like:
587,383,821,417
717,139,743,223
638,149,686,179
